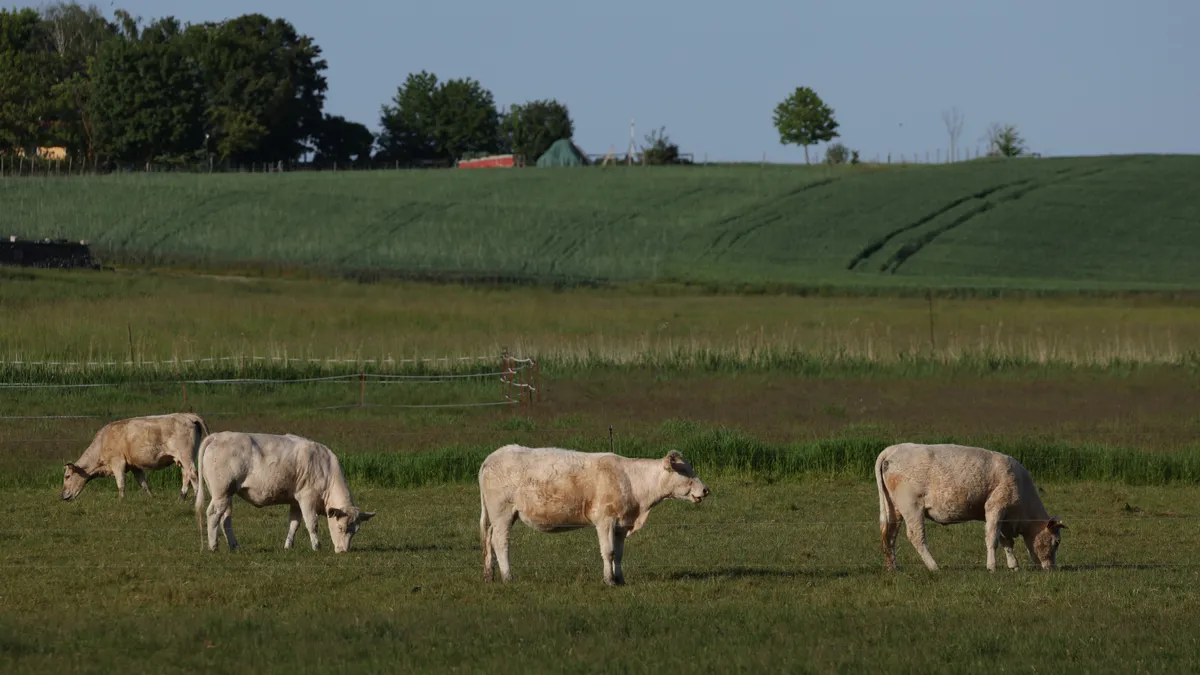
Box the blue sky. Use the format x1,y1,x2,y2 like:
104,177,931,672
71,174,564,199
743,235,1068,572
55,0,1200,162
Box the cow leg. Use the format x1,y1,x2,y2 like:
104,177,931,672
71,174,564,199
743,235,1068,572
489,513,515,583
206,496,236,551
299,501,321,551
220,502,239,551
597,520,618,586
611,527,628,586
132,468,153,497
1001,537,1019,570
899,506,938,571
284,504,302,549
984,513,1001,572
112,461,127,498
178,459,197,501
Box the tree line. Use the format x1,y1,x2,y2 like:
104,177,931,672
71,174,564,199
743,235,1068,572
0,3,581,169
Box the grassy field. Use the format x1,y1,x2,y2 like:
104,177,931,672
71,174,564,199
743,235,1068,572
3,267,1200,370
4,480,1199,673
3,154,1199,291
4,214,1200,672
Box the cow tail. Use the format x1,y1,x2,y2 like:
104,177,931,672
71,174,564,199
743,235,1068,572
479,483,491,560
875,449,895,529
190,416,209,494
194,435,210,550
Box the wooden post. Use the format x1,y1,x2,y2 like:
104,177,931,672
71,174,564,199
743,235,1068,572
534,359,541,403
360,371,366,407
182,382,188,410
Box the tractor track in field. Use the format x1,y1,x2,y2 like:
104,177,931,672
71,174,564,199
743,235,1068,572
703,177,838,260
334,202,456,268
546,187,709,275
845,179,1035,272
878,166,1111,274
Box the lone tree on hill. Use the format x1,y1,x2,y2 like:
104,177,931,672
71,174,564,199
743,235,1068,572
985,122,1027,157
772,86,839,164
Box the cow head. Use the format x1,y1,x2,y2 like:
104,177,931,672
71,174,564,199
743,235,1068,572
1033,516,1067,570
61,462,91,501
661,450,710,504
326,505,376,553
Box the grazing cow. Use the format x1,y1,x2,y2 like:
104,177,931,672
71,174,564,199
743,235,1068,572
61,413,208,502
195,431,375,553
875,442,1067,572
478,444,710,586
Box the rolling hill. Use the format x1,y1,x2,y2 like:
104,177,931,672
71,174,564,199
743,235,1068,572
2,154,1197,291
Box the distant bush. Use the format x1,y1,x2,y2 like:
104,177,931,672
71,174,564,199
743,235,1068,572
825,143,850,166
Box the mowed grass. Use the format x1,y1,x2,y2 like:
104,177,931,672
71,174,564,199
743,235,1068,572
4,267,1200,370
3,154,1199,290
3,480,1199,673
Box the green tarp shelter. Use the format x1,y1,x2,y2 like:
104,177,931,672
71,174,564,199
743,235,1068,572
535,139,588,167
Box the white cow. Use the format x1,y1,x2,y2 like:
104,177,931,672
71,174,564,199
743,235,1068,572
875,442,1067,572
478,444,710,586
195,431,375,553
62,413,208,501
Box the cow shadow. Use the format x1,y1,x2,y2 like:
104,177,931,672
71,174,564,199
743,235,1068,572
666,565,859,582
357,542,459,554
1059,562,1196,573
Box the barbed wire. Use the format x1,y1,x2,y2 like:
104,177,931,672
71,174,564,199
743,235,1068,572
0,355,504,367
0,368,525,388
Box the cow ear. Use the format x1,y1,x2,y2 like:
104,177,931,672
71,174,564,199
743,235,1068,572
65,462,82,474
327,507,347,519
662,450,680,470
358,511,376,522
1048,517,1067,531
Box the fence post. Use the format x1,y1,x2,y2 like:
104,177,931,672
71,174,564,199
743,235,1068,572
360,370,366,407
182,382,189,410
535,359,541,404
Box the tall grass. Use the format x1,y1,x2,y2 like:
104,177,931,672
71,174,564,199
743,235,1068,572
8,425,1200,490
4,268,1200,373
3,155,1199,289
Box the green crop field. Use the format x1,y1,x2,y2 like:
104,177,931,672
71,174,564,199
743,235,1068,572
3,154,1199,291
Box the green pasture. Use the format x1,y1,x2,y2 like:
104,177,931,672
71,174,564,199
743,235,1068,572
3,480,1198,673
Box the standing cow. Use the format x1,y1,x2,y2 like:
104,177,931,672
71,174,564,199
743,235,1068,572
478,444,710,586
61,413,208,501
195,431,375,553
875,442,1067,572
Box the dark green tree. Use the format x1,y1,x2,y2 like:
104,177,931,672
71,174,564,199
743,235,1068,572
640,126,681,165
313,114,374,166
88,17,206,165
431,76,499,161
985,122,1027,158
40,2,118,161
376,70,440,163
185,14,327,165
772,86,839,164
0,8,57,153
501,99,573,163
378,71,500,163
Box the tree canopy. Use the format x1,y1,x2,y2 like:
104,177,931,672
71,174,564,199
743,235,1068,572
501,99,574,163
377,71,501,164
772,86,840,164
87,17,206,165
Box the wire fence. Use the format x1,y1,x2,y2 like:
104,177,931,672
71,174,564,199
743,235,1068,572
0,353,542,420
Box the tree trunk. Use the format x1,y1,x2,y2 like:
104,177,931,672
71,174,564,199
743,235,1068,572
803,145,810,165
